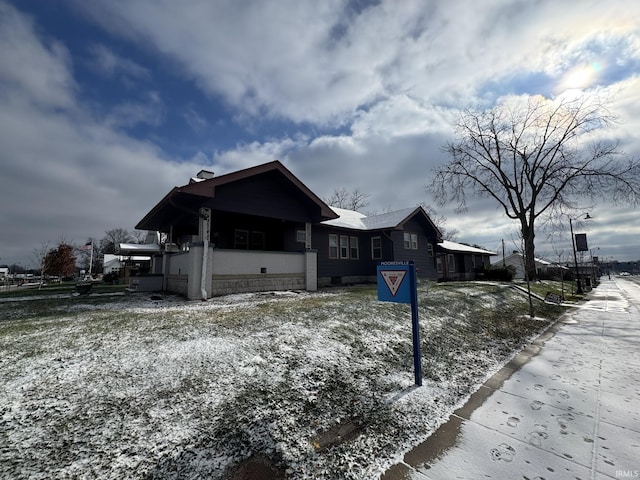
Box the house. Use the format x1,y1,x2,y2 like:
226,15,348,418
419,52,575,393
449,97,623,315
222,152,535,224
492,252,553,280
0,267,9,279
436,240,496,281
316,206,443,285
135,160,447,299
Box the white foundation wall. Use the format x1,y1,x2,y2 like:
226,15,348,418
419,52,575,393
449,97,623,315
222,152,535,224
164,251,191,297
210,249,306,296
211,249,305,275
164,248,314,298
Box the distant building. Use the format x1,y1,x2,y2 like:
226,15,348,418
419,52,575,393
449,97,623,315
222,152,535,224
437,240,496,281
492,252,553,280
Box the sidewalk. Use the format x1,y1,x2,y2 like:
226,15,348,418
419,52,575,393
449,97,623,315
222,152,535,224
382,277,640,480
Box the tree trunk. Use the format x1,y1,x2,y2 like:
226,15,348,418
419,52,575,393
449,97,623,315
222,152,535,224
521,223,537,282
521,221,536,318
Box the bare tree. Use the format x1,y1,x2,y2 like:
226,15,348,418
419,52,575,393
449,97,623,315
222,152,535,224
130,230,148,244
429,92,640,280
325,187,370,212
100,228,135,254
417,203,459,241
32,242,50,288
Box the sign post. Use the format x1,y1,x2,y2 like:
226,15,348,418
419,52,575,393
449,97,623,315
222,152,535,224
377,261,422,386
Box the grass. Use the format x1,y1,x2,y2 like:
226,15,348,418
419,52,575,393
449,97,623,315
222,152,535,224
0,281,126,298
0,282,565,480
517,279,594,303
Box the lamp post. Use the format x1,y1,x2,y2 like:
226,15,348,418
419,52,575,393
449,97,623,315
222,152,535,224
570,213,591,295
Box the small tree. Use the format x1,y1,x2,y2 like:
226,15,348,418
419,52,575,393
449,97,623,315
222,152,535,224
429,92,640,280
44,243,76,281
32,242,50,288
324,187,370,212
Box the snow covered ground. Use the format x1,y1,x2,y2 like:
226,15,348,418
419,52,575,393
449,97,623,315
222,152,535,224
0,283,563,479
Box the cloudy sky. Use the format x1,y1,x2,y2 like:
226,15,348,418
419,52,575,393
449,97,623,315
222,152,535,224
1,0,639,268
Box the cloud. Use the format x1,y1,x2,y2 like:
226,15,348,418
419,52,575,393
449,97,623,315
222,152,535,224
86,43,151,83
2,0,640,267
69,0,640,128
182,105,209,132
0,2,202,266
0,1,76,110
103,91,165,129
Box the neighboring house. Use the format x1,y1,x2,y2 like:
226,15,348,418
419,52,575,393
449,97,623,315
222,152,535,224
437,240,496,281
316,206,443,285
492,252,553,280
0,267,9,279
135,160,447,299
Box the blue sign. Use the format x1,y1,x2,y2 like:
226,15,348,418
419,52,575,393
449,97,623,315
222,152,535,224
377,261,423,386
377,261,412,304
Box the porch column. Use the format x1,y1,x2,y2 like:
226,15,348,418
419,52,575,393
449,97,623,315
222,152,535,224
305,250,317,291
305,222,312,250
162,225,173,291
198,207,212,300
304,222,317,291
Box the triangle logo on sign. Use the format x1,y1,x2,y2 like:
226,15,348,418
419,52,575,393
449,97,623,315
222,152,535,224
380,270,407,296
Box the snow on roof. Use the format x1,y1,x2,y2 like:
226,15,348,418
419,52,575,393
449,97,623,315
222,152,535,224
118,243,161,253
492,252,560,266
362,207,417,230
321,206,419,231
439,240,496,255
321,207,368,229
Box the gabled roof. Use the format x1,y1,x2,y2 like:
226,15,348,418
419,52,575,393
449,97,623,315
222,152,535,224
493,252,556,265
439,240,496,255
362,207,422,230
136,160,338,231
321,206,442,238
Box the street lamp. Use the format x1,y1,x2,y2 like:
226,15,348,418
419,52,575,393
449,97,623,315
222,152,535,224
570,213,591,295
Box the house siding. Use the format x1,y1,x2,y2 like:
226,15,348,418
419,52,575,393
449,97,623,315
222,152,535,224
390,218,439,279
207,173,321,223
314,218,440,283
313,227,375,283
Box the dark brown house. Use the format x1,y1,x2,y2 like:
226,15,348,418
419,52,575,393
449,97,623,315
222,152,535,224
135,160,444,298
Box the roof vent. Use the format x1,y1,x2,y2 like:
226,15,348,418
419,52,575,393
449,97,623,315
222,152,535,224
196,169,215,180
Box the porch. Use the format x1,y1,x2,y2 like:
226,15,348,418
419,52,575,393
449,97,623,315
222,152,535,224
163,246,316,299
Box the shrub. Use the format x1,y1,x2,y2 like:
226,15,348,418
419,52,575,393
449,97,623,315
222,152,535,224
481,264,515,281
103,271,120,285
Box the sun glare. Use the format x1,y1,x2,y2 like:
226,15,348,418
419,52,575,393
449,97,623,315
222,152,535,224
556,61,603,94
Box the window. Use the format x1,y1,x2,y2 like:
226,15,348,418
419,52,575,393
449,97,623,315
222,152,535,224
436,256,443,274
329,234,338,259
427,243,434,257
448,254,455,272
371,236,382,259
234,229,249,249
404,232,418,250
350,236,359,260
330,234,359,260
251,231,265,250
296,229,306,243
340,235,349,259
